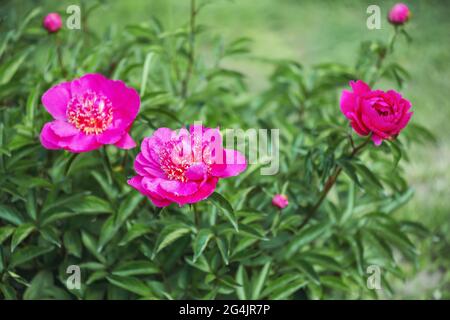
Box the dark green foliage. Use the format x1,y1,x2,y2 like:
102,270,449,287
0,1,435,300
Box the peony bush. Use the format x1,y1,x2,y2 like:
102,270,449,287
0,1,434,299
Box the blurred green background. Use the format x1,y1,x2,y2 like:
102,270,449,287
5,0,450,299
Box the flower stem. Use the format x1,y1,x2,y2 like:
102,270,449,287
298,137,371,231
54,34,67,78
191,203,200,228
100,146,113,184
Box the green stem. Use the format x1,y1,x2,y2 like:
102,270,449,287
100,146,113,184
54,34,67,78
388,26,400,53
298,137,371,231
369,26,400,87
64,153,79,176
191,203,200,228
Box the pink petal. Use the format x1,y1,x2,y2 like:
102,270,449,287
42,82,72,120
96,129,123,144
371,134,383,146
340,90,356,116
40,123,61,150
106,81,140,129
134,153,165,178
114,133,136,150
158,180,199,197
70,73,109,96
185,163,207,181
350,80,371,95
211,149,247,178
66,133,101,153
50,120,79,137
128,176,171,207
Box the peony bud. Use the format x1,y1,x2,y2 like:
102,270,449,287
388,3,410,25
272,194,289,209
43,13,63,33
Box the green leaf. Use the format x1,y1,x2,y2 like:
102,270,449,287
235,264,249,300
107,275,152,297
286,222,329,257
153,225,191,258
23,271,53,300
0,50,30,85
354,163,383,190
81,231,106,264
216,237,229,265
337,159,361,187
0,226,15,245
87,271,108,285
320,275,348,291
119,224,153,246
140,52,155,96
10,246,53,268
296,259,320,285
0,204,24,225
346,235,364,275
193,229,213,262
0,283,17,300
63,230,82,258
209,192,238,231
301,252,342,272
112,261,159,277
25,83,40,126
381,188,414,213
70,195,114,215
251,262,271,299
98,216,120,252
115,193,143,226
25,190,37,221
11,223,35,252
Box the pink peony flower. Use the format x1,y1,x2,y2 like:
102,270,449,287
272,194,288,209
388,3,410,25
40,73,140,152
340,80,412,146
43,13,63,33
128,125,247,207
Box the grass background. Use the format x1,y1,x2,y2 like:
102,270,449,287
10,0,450,298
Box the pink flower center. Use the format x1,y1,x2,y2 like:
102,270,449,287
67,91,113,135
159,142,192,182
157,138,213,182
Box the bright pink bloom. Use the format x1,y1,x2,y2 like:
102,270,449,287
340,80,412,146
128,125,247,207
272,194,288,209
43,13,63,33
388,3,410,25
40,74,140,152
